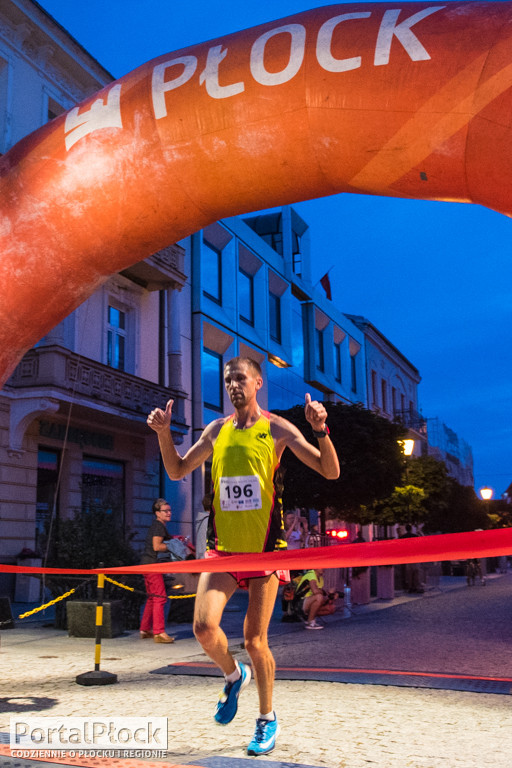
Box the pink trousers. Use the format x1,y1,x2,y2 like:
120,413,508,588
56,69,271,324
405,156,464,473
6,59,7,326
140,572,167,635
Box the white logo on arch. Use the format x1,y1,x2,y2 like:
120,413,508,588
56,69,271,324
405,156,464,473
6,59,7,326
64,84,123,151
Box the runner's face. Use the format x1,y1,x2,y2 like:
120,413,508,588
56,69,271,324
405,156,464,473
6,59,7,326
224,363,262,408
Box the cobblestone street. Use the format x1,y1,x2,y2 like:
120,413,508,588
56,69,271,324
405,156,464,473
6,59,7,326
1,573,511,767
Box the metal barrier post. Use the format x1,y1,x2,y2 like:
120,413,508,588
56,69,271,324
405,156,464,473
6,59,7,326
76,569,117,686
343,584,352,612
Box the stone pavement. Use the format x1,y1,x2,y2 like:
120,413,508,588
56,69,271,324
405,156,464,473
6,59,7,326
1,572,512,768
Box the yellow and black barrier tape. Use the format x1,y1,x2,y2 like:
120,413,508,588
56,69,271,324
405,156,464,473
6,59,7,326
168,593,196,599
104,576,134,592
104,574,196,600
5,576,195,627
18,588,77,619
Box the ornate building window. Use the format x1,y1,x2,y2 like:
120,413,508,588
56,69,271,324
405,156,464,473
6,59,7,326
82,456,125,529
107,305,126,371
36,448,60,558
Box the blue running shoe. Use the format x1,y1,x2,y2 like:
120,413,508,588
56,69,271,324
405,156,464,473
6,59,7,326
214,661,251,725
247,715,280,756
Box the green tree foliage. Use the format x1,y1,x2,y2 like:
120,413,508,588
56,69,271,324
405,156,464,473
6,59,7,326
51,507,138,570
273,401,405,520
487,501,512,529
405,456,450,513
374,484,427,526
430,479,489,534
390,455,488,533
46,507,144,628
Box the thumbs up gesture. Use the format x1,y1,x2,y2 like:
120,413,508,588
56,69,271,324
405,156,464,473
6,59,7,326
147,399,174,433
304,392,327,431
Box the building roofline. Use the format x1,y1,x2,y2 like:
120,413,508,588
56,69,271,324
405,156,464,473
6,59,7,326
345,313,420,376
23,0,114,81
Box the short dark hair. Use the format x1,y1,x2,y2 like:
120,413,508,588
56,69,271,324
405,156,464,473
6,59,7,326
224,356,262,377
152,498,170,514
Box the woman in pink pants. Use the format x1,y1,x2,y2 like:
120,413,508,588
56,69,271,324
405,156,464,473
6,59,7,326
139,498,175,643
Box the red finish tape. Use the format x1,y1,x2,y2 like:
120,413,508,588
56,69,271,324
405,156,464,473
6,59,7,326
2,528,511,574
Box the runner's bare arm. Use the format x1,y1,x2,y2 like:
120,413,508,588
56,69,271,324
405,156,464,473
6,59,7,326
147,399,217,480
271,394,340,479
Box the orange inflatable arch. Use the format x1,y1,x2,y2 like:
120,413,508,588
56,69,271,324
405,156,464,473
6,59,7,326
1,1,511,387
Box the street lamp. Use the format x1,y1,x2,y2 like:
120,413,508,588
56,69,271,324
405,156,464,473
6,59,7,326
398,439,415,533
400,439,415,456
480,486,494,517
479,486,493,501
400,439,415,484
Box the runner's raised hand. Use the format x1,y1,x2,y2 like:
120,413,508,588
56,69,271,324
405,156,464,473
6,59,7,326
304,392,327,431
147,399,173,433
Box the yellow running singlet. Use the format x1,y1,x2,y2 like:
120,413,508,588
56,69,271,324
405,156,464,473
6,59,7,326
207,412,286,553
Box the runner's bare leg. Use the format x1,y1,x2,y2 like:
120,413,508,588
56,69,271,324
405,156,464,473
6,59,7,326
193,570,238,676
244,574,280,714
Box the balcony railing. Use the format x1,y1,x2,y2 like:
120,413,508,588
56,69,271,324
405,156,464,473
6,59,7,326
7,345,187,429
120,244,187,292
393,409,427,435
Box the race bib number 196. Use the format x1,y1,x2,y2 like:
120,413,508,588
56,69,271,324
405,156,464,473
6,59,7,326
219,475,262,511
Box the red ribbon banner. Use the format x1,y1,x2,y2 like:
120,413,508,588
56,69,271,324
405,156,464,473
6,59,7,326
2,529,511,575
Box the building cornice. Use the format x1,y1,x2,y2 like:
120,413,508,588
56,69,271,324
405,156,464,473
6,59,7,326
1,0,113,103
345,313,420,380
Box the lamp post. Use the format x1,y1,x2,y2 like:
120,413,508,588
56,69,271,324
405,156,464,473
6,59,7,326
477,487,494,585
400,438,415,488
402,439,415,457
479,486,493,515
390,438,416,536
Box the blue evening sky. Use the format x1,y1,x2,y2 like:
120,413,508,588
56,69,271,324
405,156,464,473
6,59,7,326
35,0,512,498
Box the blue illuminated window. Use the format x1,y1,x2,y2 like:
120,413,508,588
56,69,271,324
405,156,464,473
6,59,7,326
203,347,223,412
203,241,222,304
316,328,324,372
351,354,357,393
239,268,254,325
334,342,342,383
107,305,126,371
269,292,281,343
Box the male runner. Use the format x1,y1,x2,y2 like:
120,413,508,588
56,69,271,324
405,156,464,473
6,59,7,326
147,356,339,755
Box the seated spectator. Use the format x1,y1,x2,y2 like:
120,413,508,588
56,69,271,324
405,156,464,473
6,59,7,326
281,573,308,622
298,568,338,630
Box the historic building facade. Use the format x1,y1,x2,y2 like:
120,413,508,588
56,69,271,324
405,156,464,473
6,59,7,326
0,1,189,580
345,314,427,456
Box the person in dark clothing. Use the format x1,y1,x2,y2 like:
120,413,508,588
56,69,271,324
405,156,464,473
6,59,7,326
399,524,424,593
139,498,175,643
